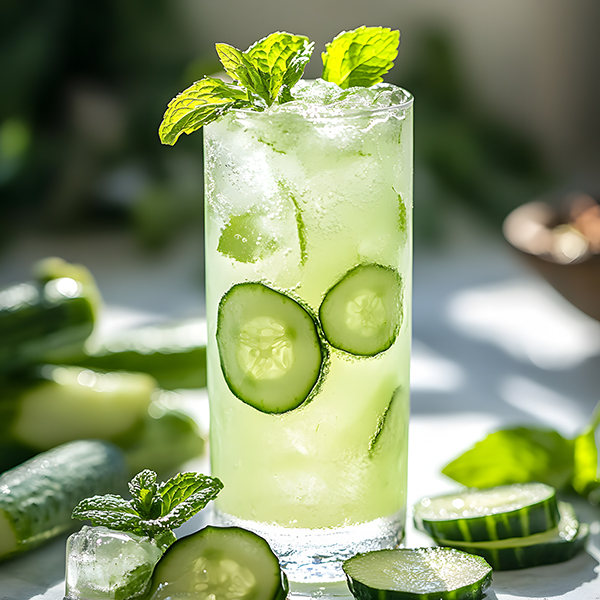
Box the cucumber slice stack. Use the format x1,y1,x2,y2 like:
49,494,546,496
414,483,589,570
343,547,492,600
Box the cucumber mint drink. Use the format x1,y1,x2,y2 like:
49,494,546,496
160,26,413,583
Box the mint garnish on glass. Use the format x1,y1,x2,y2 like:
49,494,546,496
159,26,400,145
72,469,223,549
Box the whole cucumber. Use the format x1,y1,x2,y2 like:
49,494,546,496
0,258,100,375
0,440,128,561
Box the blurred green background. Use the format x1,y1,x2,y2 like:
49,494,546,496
1,0,599,262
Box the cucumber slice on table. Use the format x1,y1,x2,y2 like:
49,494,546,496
319,264,403,356
414,482,560,542
433,501,589,571
145,526,288,600
343,547,492,600
0,440,128,561
217,283,325,413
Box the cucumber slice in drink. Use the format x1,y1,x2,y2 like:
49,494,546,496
319,264,403,356
433,502,589,571
343,547,492,600
414,482,560,542
145,526,288,600
217,283,325,413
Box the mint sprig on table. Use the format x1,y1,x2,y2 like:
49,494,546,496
442,400,600,503
72,469,223,549
159,26,400,146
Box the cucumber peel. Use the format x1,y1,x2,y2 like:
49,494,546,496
432,501,589,571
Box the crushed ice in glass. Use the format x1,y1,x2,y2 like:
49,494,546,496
65,526,162,600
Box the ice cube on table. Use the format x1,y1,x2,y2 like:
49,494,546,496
65,526,162,600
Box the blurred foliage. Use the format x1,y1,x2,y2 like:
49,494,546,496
1,12,554,250
396,30,554,243
0,0,218,250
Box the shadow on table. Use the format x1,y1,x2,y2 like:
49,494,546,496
490,551,599,597
0,534,67,599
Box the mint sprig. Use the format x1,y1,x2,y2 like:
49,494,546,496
322,26,400,89
217,33,314,107
72,469,223,549
159,26,400,145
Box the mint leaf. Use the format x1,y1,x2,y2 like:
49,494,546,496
158,77,249,146
247,33,314,104
442,427,574,490
129,469,161,519
72,494,142,532
158,472,223,529
72,470,223,545
217,33,313,107
322,26,400,89
216,44,270,107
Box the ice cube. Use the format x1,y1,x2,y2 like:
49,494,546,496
65,526,162,600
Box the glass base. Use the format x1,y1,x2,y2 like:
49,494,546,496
212,508,405,583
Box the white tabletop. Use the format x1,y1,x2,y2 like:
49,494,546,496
0,228,599,599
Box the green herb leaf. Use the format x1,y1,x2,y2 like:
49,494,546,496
441,427,574,490
158,472,224,529
72,494,142,532
322,26,400,89
215,44,270,107
129,469,161,519
572,401,600,499
217,32,314,107
247,33,314,104
72,470,223,545
158,77,249,146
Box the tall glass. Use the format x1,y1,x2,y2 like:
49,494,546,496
203,85,413,583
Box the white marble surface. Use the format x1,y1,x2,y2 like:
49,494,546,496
1,229,600,599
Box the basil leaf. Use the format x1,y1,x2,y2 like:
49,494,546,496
158,77,249,146
442,427,574,490
322,26,400,89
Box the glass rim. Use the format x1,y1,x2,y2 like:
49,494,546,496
231,86,414,121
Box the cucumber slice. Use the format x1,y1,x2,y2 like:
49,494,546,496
217,283,325,413
343,547,492,600
414,482,560,542
319,264,403,356
432,501,589,571
145,526,288,600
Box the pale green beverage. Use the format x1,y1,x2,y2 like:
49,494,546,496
204,79,413,582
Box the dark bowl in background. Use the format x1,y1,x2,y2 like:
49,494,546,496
503,192,600,323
